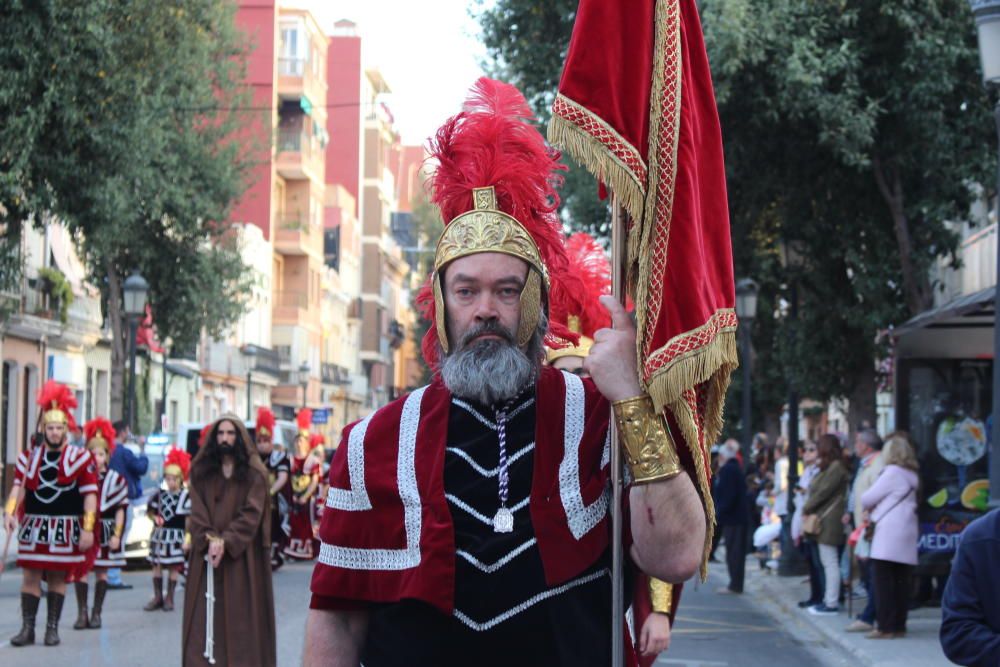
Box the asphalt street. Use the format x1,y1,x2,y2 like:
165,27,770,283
0,561,311,666
660,564,850,667
0,559,850,666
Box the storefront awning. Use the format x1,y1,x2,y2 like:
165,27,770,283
894,285,995,360
893,285,995,337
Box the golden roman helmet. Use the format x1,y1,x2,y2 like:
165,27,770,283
432,186,549,353
546,315,595,363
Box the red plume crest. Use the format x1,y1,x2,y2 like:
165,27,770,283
164,447,192,480
419,77,576,366
296,408,313,433
83,417,116,456
36,379,79,432
256,406,276,437
549,233,612,340
309,433,326,451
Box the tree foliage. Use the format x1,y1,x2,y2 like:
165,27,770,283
0,1,257,420
479,0,997,432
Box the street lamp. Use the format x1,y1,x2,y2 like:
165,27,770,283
242,345,257,420
123,271,148,433
777,240,807,576
735,278,759,467
970,0,1000,506
299,361,310,409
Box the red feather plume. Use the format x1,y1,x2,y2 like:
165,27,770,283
296,408,313,433
309,433,326,451
36,379,79,432
164,447,192,480
198,423,212,448
83,417,116,456
418,77,576,367
549,233,612,340
256,406,276,437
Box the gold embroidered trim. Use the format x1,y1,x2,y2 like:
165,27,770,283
548,94,647,223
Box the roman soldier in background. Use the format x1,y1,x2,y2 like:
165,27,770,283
144,447,192,611
256,407,291,570
285,409,320,561
308,433,327,527
4,381,98,647
70,417,129,630
548,234,680,664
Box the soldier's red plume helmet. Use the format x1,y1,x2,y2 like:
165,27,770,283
416,77,577,367
83,417,116,456
37,379,79,432
256,406,276,441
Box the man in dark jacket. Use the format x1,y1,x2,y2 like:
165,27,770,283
714,440,749,594
941,508,1000,666
106,420,148,589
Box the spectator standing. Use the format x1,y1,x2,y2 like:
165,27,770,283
860,433,919,639
793,441,823,608
106,420,149,589
715,440,750,595
940,508,1000,665
844,428,885,632
802,434,849,616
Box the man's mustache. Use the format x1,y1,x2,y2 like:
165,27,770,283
460,321,515,348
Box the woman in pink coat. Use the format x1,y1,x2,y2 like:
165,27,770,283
861,433,920,639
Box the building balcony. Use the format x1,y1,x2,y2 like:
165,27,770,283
274,214,319,257
275,127,323,182
272,289,310,326
277,58,325,117
320,362,351,386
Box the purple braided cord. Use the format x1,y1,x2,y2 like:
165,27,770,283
496,404,511,509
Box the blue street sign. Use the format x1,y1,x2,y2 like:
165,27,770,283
311,408,330,424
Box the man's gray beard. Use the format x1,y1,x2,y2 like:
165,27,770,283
440,338,537,406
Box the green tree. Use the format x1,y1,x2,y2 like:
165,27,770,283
0,1,257,422
479,0,997,436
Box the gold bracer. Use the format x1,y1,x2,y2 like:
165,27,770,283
612,395,683,484
113,523,124,538
649,578,674,614
432,186,549,353
81,511,97,532
4,495,16,516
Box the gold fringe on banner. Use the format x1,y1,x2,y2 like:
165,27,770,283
547,99,646,226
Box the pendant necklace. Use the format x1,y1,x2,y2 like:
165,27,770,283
492,400,515,533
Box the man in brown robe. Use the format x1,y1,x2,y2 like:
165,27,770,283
183,414,276,666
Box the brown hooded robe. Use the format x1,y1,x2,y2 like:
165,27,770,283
182,415,276,666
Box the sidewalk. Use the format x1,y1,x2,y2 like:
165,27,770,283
738,560,956,667
0,525,15,573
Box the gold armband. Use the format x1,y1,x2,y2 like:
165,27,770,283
4,496,15,516
649,578,674,614
81,511,97,532
612,395,682,484
113,523,124,538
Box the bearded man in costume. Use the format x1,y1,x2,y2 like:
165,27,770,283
304,78,708,667
255,406,291,569
183,415,275,666
4,381,98,647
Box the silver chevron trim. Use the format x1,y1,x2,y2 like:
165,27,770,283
457,538,537,573
445,494,530,526
445,443,535,478
453,568,609,631
452,397,536,430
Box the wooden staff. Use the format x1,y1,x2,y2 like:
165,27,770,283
610,198,625,667
204,555,216,665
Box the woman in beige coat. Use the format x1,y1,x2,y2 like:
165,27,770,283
802,434,850,615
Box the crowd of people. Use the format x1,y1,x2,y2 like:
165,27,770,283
711,427,924,640
0,380,328,664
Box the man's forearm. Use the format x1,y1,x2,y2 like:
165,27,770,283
303,608,369,667
629,472,706,583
